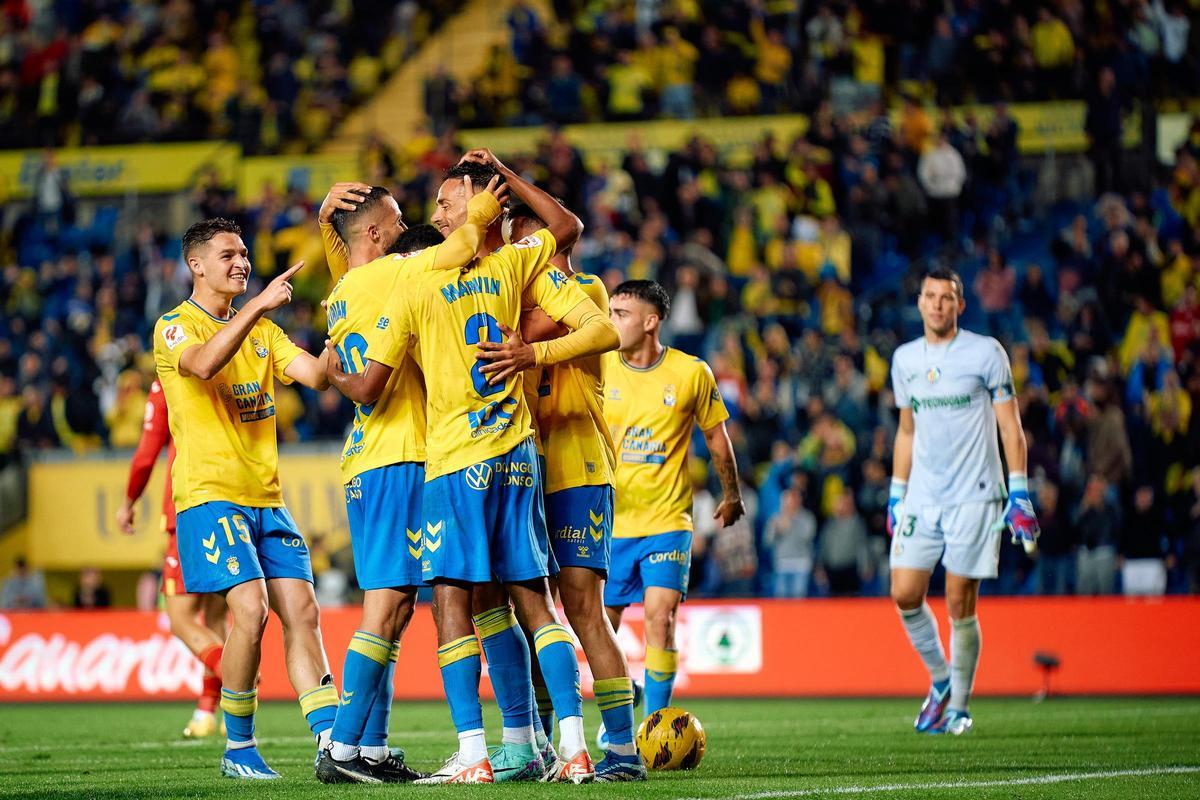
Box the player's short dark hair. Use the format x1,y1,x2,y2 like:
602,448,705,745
612,279,670,319
505,200,543,226
388,224,445,255
330,186,392,244
921,267,964,299
182,218,242,262
444,160,498,188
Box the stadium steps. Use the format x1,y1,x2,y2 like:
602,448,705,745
324,0,554,154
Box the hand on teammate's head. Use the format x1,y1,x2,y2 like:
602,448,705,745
319,182,372,223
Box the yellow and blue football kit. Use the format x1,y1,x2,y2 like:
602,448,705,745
601,346,729,606
535,272,618,575
153,299,312,593
367,229,608,584
326,253,431,590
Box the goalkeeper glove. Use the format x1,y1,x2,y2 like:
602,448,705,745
1004,472,1040,554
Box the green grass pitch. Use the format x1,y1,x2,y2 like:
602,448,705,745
1,698,1198,798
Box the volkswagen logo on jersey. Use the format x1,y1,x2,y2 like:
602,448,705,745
465,463,494,490
926,366,941,383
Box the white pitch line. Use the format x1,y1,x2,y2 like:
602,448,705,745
677,766,1200,800
0,731,451,756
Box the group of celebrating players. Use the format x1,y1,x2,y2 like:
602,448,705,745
121,148,1040,785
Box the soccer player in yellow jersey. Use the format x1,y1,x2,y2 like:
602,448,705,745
314,181,502,784
153,219,338,780
602,279,745,718
329,153,618,784
503,202,644,782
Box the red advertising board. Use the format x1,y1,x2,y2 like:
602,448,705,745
2,597,1198,702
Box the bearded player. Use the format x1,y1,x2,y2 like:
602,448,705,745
117,378,227,739
602,279,745,720
888,267,1040,736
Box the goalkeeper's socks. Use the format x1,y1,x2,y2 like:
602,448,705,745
199,644,223,680
898,604,950,684
221,688,257,744
474,607,535,741
299,680,338,748
437,635,485,734
331,631,391,748
594,676,636,755
949,615,981,710
532,623,583,725
644,646,678,715
361,639,400,753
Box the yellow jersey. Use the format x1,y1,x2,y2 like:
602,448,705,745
536,273,616,494
603,347,729,537
367,230,595,480
153,299,305,512
325,252,428,482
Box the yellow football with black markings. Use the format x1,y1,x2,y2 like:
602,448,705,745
635,707,706,771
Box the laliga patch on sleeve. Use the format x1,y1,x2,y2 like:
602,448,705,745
512,234,543,249
161,324,187,350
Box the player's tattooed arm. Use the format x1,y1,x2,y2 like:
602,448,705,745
704,421,746,528
324,340,392,406
179,262,303,380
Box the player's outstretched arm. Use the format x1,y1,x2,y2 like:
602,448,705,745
460,148,583,252
324,340,393,406
179,261,304,380
477,298,617,384
118,386,168,534
996,398,1040,553
888,407,915,537
704,421,746,527
282,346,332,391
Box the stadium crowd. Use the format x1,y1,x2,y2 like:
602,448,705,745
0,0,464,152
432,0,1200,129
3,1,1200,605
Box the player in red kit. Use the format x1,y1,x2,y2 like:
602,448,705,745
117,378,229,738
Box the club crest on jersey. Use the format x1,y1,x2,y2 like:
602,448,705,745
250,337,268,358
926,367,941,384
226,556,241,576
465,463,494,490
663,384,677,407
608,387,621,401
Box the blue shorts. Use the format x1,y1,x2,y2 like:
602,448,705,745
345,462,426,590
421,439,549,584
603,530,691,608
176,502,312,593
546,484,613,576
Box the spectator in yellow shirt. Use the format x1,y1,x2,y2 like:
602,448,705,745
605,50,652,120
658,27,698,119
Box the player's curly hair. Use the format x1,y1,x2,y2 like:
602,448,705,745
181,218,241,261
387,223,445,255
612,279,671,319
330,186,392,244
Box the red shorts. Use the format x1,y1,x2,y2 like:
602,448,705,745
162,529,188,596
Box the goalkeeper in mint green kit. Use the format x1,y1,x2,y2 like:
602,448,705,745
887,267,1040,736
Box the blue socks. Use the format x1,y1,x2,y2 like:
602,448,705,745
331,630,392,748
474,606,535,735
362,640,400,749
593,676,636,746
437,635,484,733
644,646,678,715
220,688,257,745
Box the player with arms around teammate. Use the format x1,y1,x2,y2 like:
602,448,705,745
333,155,618,783
888,267,1040,735
117,378,228,740
602,280,745,719
153,219,339,780
499,202,645,782
316,182,502,784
